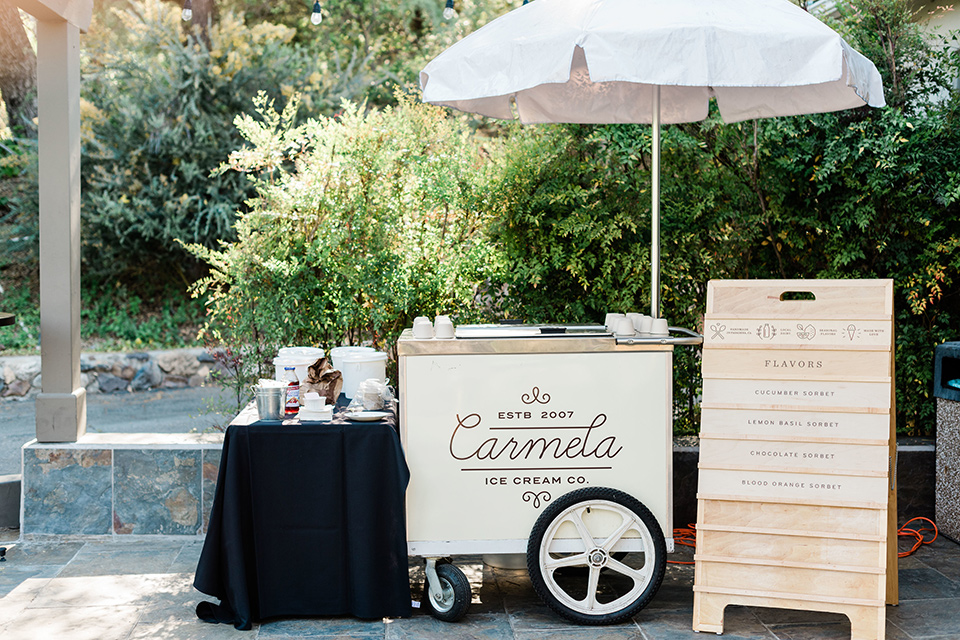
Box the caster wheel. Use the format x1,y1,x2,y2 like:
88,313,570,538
424,562,470,622
527,487,666,625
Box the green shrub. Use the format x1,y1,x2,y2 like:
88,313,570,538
79,2,336,285
184,91,500,409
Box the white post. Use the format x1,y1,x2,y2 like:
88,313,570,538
650,85,661,319
34,18,86,442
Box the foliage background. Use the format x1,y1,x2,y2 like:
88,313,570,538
1,0,958,434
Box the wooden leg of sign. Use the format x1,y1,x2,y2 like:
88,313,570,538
692,591,726,634
886,348,899,606
848,604,886,640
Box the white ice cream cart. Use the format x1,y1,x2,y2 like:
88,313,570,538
398,323,701,624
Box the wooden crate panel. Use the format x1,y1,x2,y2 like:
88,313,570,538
699,438,888,475
703,318,892,349
701,348,891,381
696,560,884,601
706,279,893,318
699,407,890,443
697,530,884,569
698,468,889,505
701,378,891,411
698,499,886,538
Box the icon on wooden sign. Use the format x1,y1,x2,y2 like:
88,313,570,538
796,324,816,340
756,323,777,340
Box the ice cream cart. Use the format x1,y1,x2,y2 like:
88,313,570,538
398,323,701,624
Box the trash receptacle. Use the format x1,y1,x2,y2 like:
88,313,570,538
935,341,960,542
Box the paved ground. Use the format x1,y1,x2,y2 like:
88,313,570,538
0,387,235,475
0,528,958,640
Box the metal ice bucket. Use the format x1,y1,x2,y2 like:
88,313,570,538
255,387,285,420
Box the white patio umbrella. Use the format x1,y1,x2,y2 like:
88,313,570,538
420,0,885,318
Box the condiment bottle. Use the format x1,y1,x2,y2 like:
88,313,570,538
282,366,300,415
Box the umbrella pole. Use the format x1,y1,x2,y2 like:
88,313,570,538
651,86,661,319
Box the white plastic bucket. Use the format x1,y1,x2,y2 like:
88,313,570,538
273,346,326,382
341,351,387,399
329,346,376,372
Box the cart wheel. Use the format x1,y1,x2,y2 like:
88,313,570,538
424,562,470,622
526,487,666,625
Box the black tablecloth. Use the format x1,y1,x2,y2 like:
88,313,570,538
0,313,14,327
194,403,411,629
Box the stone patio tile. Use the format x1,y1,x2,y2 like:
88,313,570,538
264,637,375,640
633,566,694,613
886,597,960,638
0,604,141,640
749,608,849,626
170,540,206,573
0,565,59,597
386,612,511,640
635,607,775,640
897,567,960,600
512,627,645,640
58,541,185,577
762,621,851,640
0,541,84,566
114,449,203,535
259,616,386,637
29,572,190,608
129,619,254,640
22,448,112,534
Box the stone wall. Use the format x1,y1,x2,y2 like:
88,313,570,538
0,348,221,399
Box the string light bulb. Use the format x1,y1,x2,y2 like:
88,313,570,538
443,0,457,20
181,0,192,21
310,0,323,25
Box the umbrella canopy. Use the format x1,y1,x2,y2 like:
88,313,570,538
421,0,884,123
419,0,885,315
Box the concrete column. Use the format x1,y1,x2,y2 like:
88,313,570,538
34,18,86,442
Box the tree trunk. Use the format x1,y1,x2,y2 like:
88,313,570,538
0,1,38,135
185,0,216,47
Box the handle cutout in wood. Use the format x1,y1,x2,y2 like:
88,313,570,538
780,291,816,301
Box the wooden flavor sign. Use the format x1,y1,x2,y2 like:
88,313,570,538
693,279,897,640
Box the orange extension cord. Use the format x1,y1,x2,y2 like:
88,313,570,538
668,524,697,565
666,517,938,565
898,517,938,558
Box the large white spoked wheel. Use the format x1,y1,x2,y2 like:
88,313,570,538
526,487,666,625
424,561,470,622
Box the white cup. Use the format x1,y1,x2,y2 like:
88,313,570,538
625,312,643,328
413,316,431,326
413,322,434,339
650,318,669,337
605,313,625,333
636,315,653,335
615,317,636,336
434,318,455,339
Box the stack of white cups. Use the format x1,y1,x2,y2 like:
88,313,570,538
604,312,669,337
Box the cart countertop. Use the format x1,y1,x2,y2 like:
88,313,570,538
397,329,674,356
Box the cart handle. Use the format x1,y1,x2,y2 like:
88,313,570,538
615,326,703,346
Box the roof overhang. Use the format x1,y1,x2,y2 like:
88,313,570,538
14,0,93,31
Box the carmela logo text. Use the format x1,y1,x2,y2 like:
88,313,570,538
449,413,622,461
